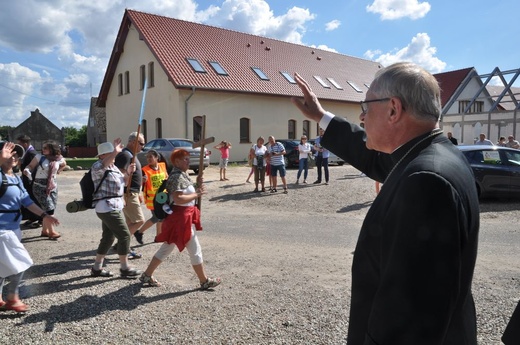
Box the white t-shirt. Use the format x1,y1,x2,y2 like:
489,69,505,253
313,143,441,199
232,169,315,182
252,145,267,166
298,143,312,160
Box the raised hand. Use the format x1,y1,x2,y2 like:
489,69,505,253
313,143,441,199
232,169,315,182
290,73,327,123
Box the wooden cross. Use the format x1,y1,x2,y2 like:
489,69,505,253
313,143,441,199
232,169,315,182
192,114,214,210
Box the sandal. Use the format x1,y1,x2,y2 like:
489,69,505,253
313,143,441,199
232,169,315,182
90,268,114,277
200,277,221,290
283,188,288,194
139,273,161,287
3,300,28,313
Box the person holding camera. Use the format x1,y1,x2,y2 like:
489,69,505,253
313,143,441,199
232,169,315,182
250,136,267,192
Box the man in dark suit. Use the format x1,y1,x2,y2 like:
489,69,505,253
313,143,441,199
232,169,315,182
292,62,479,344
447,131,458,145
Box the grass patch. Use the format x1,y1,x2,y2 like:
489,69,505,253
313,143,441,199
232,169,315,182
66,158,97,170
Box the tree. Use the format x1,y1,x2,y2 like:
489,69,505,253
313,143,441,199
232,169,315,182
64,125,87,147
0,125,14,140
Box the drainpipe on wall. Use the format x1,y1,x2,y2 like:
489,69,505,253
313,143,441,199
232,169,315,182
185,87,196,139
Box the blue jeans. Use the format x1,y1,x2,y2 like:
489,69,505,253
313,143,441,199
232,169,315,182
297,158,308,180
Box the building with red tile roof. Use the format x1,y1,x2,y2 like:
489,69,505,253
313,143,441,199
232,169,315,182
95,9,519,158
96,9,383,162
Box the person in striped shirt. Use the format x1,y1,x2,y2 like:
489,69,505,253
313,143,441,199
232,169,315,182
267,136,288,194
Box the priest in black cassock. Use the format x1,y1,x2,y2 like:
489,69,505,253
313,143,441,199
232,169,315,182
292,62,479,345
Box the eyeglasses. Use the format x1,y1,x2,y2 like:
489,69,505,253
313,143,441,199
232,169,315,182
360,98,391,114
138,142,145,146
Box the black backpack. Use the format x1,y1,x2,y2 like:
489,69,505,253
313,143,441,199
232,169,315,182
152,179,170,220
79,169,119,209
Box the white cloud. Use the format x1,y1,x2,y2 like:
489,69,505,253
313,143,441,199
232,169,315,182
0,63,43,123
201,0,315,44
310,44,338,53
0,0,319,128
366,0,431,20
325,19,341,31
364,33,446,73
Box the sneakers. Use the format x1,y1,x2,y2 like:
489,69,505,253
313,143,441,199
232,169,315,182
91,268,114,277
139,273,161,287
120,267,142,278
313,180,321,184
200,277,221,290
134,231,144,245
303,180,307,184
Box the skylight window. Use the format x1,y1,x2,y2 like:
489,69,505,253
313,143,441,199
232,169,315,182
281,72,296,84
327,78,343,90
347,81,363,93
313,76,330,88
187,58,206,73
209,61,228,76
252,67,269,80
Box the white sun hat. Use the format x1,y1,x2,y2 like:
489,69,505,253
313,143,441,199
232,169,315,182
96,142,114,157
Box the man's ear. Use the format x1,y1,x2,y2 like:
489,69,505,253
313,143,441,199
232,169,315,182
388,97,403,123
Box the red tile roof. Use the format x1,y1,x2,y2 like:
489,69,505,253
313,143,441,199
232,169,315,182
98,9,383,107
433,67,475,107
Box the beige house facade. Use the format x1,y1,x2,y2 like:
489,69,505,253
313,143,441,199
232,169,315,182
97,10,381,163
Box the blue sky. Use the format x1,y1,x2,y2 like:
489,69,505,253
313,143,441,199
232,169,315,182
0,0,519,129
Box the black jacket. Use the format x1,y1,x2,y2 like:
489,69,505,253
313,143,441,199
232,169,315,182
323,116,479,345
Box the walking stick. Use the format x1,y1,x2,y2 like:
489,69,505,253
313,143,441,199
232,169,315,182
126,77,148,198
192,115,214,210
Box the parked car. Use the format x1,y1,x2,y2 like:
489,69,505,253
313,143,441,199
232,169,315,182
457,145,520,198
273,139,300,167
272,139,345,168
307,139,345,166
136,138,210,174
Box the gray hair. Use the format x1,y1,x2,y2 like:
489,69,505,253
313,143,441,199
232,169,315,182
370,62,441,122
128,132,143,142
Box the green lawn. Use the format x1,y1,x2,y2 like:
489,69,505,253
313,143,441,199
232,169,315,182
66,158,97,170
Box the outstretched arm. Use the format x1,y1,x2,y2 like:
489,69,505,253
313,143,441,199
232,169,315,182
291,73,327,123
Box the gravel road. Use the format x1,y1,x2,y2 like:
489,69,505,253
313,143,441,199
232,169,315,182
1,163,519,344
